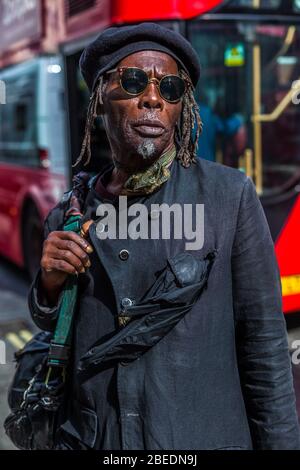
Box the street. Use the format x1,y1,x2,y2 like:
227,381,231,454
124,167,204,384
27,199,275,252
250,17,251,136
0,256,300,450
0,256,37,450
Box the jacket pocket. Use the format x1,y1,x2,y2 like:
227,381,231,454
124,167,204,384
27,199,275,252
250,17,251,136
58,400,98,449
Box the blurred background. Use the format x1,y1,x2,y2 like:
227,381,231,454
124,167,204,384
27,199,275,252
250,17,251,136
0,0,300,449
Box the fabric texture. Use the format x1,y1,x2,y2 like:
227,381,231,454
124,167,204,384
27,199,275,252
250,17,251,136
28,157,300,450
79,22,201,93
119,145,176,196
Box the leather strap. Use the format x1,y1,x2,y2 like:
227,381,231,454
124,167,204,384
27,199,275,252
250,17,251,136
47,172,95,368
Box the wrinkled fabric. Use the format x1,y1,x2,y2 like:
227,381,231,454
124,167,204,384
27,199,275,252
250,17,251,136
28,157,300,450
78,250,217,377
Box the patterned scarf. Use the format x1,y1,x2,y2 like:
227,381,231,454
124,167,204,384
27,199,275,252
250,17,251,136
119,145,177,196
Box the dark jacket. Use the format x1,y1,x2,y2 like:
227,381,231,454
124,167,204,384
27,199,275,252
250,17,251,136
28,157,300,450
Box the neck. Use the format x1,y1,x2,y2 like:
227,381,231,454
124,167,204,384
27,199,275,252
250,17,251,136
107,142,176,196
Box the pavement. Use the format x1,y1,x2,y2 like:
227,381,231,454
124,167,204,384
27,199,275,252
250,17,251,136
0,256,36,450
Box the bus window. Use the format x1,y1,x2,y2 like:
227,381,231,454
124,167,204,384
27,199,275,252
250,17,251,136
189,23,249,168
228,0,281,8
189,21,300,197
257,25,300,195
0,71,38,167
15,104,27,132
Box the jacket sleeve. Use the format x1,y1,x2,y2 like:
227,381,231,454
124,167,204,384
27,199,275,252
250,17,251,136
28,195,70,332
232,176,300,450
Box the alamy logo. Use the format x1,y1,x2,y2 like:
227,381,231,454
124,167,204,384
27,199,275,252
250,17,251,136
292,80,300,105
0,80,6,105
291,340,300,365
95,196,204,251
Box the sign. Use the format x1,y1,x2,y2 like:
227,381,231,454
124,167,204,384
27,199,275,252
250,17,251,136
225,43,245,67
0,0,42,52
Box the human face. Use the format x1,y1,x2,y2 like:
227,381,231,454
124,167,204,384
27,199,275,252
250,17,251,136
101,51,183,171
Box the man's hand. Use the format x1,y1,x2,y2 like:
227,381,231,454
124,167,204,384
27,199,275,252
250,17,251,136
40,231,94,306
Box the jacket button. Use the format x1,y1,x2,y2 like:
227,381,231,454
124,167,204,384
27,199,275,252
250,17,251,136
119,249,129,261
121,297,133,309
96,222,105,234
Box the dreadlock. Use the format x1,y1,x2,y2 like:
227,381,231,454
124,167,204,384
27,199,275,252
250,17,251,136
72,75,106,168
73,68,203,169
176,69,203,168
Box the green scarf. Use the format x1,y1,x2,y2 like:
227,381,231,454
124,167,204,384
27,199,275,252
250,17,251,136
120,145,177,196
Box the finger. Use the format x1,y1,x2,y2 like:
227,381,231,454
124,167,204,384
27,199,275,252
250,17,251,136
50,239,91,268
51,249,87,273
44,258,78,275
49,231,94,253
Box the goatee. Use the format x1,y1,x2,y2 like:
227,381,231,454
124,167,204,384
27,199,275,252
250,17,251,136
137,140,156,160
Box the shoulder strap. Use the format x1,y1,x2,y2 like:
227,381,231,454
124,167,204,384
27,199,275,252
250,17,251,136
47,214,82,368
62,171,97,223
47,172,97,369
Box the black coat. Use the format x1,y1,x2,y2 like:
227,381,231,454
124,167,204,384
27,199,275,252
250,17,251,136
28,157,300,450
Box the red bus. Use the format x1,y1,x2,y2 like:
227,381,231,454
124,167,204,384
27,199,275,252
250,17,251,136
0,1,69,279
0,56,69,279
1,0,300,315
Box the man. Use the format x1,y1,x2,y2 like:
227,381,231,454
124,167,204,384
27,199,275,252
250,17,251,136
28,23,300,450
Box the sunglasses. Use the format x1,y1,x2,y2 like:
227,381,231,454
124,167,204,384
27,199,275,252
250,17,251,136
106,66,190,103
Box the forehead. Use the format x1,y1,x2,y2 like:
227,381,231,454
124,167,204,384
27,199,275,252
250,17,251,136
117,50,179,74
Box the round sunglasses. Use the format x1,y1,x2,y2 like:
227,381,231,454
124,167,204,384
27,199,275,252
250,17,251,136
106,66,190,103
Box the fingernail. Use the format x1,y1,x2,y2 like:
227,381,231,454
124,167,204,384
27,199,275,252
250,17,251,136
79,267,85,273
85,260,91,268
86,245,94,253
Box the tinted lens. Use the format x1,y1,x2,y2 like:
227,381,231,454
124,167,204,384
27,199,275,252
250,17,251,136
160,75,185,102
121,68,148,95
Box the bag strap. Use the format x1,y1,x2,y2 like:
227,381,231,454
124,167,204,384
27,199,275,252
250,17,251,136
46,172,96,370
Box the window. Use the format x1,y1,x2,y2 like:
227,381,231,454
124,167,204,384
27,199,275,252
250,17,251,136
0,70,38,166
66,0,96,17
189,21,300,195
226,0,281,9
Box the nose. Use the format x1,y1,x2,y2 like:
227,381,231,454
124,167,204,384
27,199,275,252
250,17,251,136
138,79,163,110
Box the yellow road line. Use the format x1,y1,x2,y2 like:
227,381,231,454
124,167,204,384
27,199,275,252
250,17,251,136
5,333,26,350
19,330,33,343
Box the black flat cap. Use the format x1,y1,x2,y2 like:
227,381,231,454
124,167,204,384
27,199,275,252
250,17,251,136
79,22,201,94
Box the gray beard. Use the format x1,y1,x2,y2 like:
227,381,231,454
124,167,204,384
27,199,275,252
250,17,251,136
137,140,156,160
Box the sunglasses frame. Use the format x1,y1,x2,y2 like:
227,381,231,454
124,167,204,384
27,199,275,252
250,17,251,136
106,66,191,103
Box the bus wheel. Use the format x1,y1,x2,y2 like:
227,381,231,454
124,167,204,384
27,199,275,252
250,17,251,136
22,204,43,281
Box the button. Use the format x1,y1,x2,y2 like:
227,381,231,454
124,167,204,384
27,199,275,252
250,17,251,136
96,222,105,234
121,297,133,309
119,249,129,261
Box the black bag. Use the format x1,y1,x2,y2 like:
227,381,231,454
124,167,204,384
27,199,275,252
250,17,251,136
4,172,95,450
4,331,65,450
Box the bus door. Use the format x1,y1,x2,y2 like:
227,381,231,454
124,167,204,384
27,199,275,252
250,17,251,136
251,23,300,312
188,11,300,312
